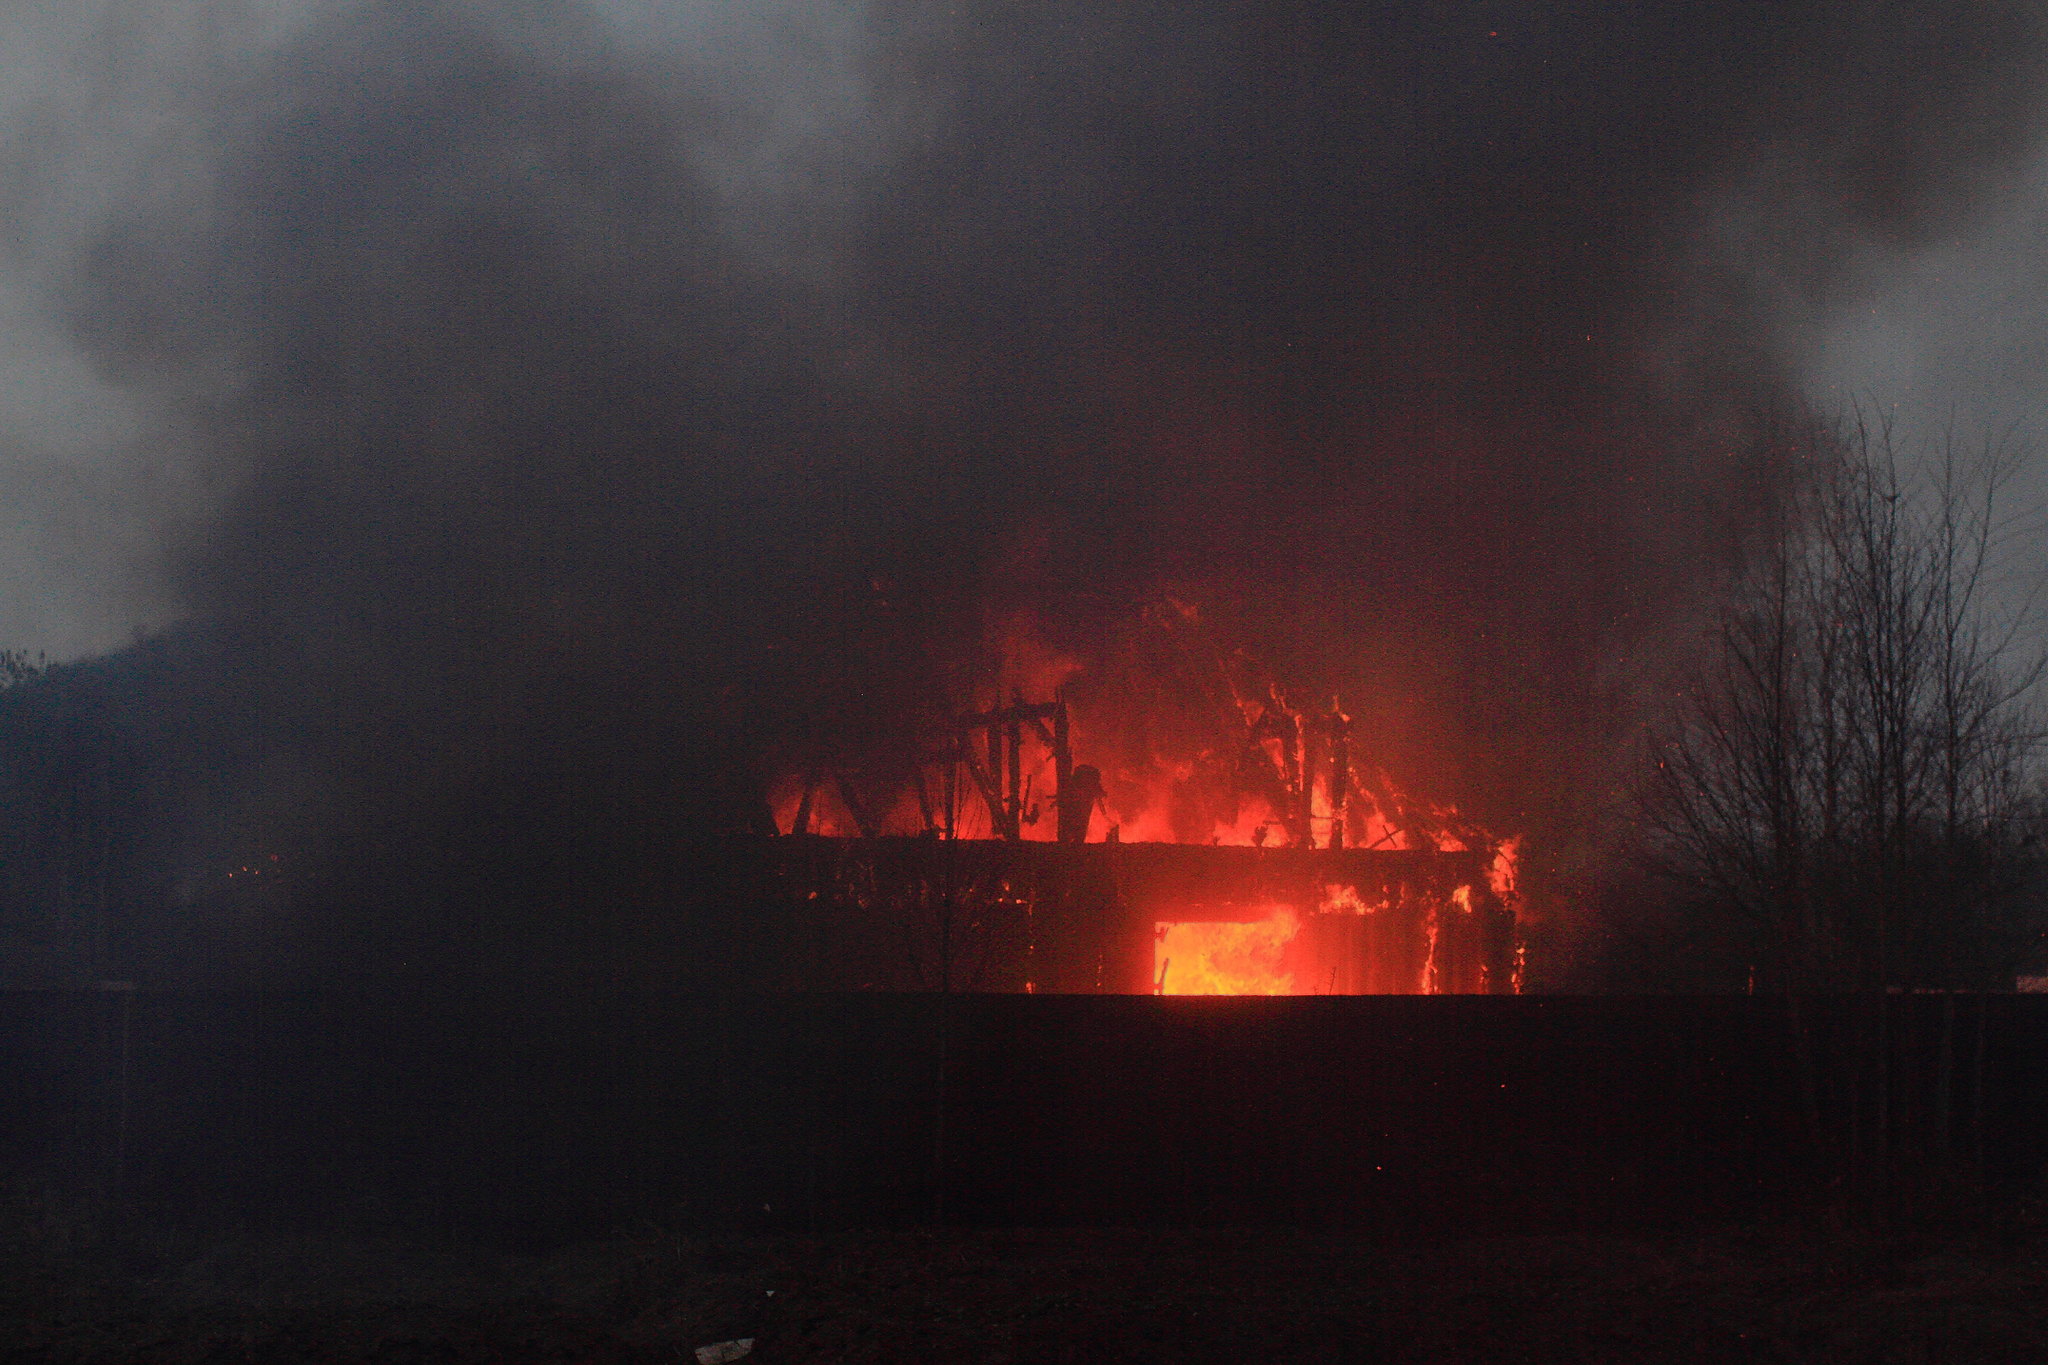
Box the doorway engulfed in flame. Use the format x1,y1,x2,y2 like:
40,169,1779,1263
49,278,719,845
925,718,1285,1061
1155,907,1302,996
1154,878,1517,996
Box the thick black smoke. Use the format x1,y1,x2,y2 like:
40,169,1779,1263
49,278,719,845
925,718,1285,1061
50,0,2048,976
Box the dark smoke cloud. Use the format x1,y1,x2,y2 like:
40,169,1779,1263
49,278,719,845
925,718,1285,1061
40,0,2048,971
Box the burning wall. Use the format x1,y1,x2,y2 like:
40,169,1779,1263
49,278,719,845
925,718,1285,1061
748,837,1516,996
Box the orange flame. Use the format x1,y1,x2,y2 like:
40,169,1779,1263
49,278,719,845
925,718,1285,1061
1488,836,1521,899
1154,881,1515,997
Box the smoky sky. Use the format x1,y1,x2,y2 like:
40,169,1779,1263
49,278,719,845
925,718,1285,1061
16,0,2048,877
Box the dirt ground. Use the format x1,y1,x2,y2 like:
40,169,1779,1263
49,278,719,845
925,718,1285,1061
9,1197,2048,1363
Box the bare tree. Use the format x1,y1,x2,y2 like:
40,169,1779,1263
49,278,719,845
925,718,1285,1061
1641,413,2045,994
1636,413,2048,1196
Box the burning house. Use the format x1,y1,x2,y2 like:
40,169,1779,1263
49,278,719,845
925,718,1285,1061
753,686,1521,995
20,0,2028,1005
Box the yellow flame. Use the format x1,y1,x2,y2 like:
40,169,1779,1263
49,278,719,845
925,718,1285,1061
1155,907,1299,995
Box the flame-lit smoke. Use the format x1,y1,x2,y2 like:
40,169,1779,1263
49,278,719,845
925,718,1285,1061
772,611,1528,852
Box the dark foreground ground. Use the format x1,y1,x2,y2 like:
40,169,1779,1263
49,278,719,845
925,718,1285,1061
11,993,2048,1359
10,1200,2048,1364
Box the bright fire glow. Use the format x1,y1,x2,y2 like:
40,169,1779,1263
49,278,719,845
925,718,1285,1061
1488,836,1520,898
1155,907,1300,995
1157,884,1394,996
1153,879,1515,997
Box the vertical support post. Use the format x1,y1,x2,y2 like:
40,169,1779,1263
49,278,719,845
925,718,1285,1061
1288,709,1310,849
1327,698,1350,850
944,749,957,842
987,719,1011,839
1056,695,1073,810
791,772,817,836
1005,691,1024,841
835,773,879,840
